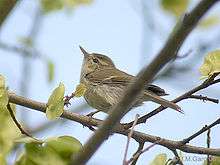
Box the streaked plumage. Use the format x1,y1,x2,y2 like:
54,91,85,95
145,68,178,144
79,46,181,113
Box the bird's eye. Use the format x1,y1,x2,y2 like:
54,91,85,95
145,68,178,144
93,58,99,63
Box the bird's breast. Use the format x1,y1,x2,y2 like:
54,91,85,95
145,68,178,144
84,84,124,113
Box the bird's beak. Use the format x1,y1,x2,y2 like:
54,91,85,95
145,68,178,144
79,46,89,57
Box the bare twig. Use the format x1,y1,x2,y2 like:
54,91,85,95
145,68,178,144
130,142,145,165
207,129,211,165
171,150,183,165
126,78,220,127
6,103,36,139
127,139,162,165
181,118,220,144
0,41,46,59
123,114,140,165
188,95,219,104
64,92,75,107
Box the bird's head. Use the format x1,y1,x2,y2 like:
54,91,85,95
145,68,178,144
79,46,115,76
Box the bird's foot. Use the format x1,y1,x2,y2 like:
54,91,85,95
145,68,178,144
64,93,75,107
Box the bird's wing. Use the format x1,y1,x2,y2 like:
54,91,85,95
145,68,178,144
86,68,134,85
86,68,167,95
86,68,183,113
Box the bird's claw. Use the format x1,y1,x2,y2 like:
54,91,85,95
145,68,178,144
64,95,71,107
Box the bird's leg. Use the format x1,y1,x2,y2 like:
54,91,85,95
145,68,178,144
64,92,75,107
86,110,100,117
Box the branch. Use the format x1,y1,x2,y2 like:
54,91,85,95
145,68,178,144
130,142,145,165
207,129,211,165
188,95,219,104
7,92,220,157
0,41,44,59
181,118,220,144
171,150,183,165
123,114,140,165
6,103,36,139
127,78,220,127
71,1,220,164
127,140,162,165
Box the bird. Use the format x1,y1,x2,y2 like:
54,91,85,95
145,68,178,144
78,46,182,115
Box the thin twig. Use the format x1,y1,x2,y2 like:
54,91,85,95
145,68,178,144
125,78,220,128
0,41,44,59
181,118,220,144
171,150,184,165
64,92,75,107
207,129,211,165
127,139,162,165
130,142,145,165
188,95,219,104
6,103,36,139
123,114,140,165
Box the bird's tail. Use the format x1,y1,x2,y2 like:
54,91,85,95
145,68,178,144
144,92,183,114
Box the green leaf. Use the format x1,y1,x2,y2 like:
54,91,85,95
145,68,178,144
161,0,189,17
0,89,8,108
0,154,6,165
25,143,66,165
0,104,19,160
15,153,28,165
41,0,93,14
203,156,220,165
150,153,167,165
47,83,65,105
0,75,19,162
199,50,220,79
0,75,6,88
47,60,55,83
199,15,220,28
46,136,82,159
46,83,65,120
14,137,43,144
46,100,64,120
15,136,82,165
41,0,64,13
74,83,87,97
0,75,8,107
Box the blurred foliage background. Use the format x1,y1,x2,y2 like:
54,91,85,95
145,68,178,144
0,0,220,164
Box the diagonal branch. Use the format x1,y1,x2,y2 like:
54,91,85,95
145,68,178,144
171,150,183,165
130,142,145,165
127,140,162,165
181,118,220,144
126,78,220,127
71,1,220,164
6,103,36,139
123,114,140,165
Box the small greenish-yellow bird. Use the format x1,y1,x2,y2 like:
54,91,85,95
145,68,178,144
79,46,182,115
